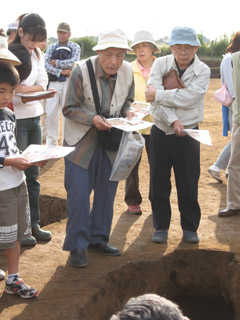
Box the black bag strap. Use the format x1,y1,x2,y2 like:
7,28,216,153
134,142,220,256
86,58,102,116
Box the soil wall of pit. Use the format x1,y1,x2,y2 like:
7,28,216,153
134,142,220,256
79,250,240,320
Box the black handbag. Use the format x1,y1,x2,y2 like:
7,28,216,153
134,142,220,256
86,59,122,151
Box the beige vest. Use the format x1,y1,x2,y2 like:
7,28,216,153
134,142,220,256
232,52,240,124
64,56,133,146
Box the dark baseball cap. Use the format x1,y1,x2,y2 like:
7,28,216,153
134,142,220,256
57,22,70,33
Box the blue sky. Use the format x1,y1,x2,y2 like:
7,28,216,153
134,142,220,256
2,0,239,41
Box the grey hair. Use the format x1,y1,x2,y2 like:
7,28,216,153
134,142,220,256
132,42,156,53
110,294,184,320
149,43,157,53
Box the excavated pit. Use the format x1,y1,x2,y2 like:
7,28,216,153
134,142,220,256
39,196,240,320
79,250,240,320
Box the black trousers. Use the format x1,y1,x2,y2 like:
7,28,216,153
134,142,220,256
124,134,151,205
150,125,201,231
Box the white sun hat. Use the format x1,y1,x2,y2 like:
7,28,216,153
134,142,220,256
0,36,21,66
130,30,161,53
92,29,132,51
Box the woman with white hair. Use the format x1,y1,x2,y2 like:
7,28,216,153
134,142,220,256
110,293,190,320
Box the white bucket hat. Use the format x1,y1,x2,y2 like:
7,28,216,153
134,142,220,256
130,30,161,53
0,36,21,66
92,29,132,51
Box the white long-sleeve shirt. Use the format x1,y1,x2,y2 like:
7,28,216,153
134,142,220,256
221,53,235,99
13,49,48,119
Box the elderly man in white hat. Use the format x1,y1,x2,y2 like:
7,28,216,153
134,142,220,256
145,26,210,244
62,29,134,267
0,36,20,65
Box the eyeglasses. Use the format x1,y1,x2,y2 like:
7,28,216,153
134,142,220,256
172,45,195,52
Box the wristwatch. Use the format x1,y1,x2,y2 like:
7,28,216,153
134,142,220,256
0,157,5,168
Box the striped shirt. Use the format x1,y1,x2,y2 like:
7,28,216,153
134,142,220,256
45,41,81,79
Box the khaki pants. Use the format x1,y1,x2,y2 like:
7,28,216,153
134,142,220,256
0,182,31,249
227,122,240,209
45,79,69,146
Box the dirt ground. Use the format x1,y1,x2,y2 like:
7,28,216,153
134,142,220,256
1,78,240,319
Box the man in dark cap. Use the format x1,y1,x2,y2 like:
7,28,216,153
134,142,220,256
44,22,80,146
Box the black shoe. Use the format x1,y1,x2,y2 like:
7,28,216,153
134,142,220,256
69,248,88,268
20,236,37,247
183,230,199,243
32,227,52,241
89,240,120,256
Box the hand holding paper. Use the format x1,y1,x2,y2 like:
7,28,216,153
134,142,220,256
21,145,75,163
183,129,212,146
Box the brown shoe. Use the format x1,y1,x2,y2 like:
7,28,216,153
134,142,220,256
218,208,240,217
208,168,223,183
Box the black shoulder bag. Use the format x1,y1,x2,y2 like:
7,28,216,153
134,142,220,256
86,58,122,151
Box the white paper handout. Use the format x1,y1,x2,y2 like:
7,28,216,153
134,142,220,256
22,144,75,163
131,101,150,120
107,118,153,132
15,90,57,99
183,129,212,146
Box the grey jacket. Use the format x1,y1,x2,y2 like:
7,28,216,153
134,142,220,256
148,54,210,134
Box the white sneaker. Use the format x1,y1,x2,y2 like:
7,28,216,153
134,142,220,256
208,167,223,183
0,269,5,280
209,165,220,172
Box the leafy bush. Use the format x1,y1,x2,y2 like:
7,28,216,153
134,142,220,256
71,36,97,58
212,34,231,57
195,33,231,58
69,33,233,60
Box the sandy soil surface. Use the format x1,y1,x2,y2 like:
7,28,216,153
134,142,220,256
1,79,240,320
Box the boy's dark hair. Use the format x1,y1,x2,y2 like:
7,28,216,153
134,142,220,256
8,43,32,82
0,61,19,87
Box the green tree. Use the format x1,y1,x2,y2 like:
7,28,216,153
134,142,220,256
71,36,97,58
212,34,231,56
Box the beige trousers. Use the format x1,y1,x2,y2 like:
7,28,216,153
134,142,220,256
227,122,240,209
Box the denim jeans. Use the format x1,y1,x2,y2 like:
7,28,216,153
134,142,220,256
16,116,42,228
63,145,118,251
